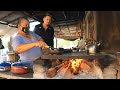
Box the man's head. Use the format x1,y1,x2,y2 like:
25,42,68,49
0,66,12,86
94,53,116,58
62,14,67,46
43,13,52,26
17,17,30,34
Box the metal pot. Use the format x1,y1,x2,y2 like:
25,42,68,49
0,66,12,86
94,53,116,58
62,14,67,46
0,61,11,71
11,60,29,74
87,44,96,54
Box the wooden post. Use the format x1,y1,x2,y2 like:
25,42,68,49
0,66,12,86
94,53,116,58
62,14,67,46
117,52,120,65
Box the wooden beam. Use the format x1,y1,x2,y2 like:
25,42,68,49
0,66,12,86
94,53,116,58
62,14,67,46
0,22,17,28
20,11,39,22
32,12,46,16
78,11,80,17
62,11,67,19
7,17,21,24
62,11,71,36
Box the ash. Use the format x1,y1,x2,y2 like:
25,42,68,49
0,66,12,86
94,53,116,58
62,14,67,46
45,70,100,79
73,71,99,79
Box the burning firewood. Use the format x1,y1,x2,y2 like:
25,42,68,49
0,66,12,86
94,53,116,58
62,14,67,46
46,67,57,78
56,59,62,65
69,59,82,75
46,63,63,78
70,67,79,75
62,62,72,79
62,61,69,68
46,58,103,79
80,61,91,72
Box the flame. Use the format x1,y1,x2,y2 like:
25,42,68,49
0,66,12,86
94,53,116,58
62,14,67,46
70,59,83,73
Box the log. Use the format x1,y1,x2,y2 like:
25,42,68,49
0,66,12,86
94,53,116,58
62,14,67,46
80,61,90,71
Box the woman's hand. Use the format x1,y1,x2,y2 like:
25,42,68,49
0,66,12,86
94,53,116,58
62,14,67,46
36,41,47,49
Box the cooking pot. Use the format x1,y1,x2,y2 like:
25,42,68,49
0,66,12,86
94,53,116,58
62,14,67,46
11,60,29,74
0,61,11,71
86,44,96,54
86,41,102,54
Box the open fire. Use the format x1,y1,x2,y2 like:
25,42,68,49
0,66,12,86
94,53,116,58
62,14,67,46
46,59,103,79
70,59,82,75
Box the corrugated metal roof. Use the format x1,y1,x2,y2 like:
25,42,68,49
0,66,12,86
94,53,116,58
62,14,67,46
0,11,85,39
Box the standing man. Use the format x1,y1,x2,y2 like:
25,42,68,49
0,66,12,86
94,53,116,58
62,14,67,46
34,13,54,47
33,13,54,68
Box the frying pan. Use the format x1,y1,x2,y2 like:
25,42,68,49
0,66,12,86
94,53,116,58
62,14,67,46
44,45,72,55
43,46,63,55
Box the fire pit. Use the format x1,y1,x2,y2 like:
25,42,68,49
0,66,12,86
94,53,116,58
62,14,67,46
45,59,103,79
33,52,105,79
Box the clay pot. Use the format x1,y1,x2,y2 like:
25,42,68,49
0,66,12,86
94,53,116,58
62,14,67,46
11,61,30,74
11,66,29,74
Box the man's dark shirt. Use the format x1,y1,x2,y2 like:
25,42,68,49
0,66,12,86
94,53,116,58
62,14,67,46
34,23,54,47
